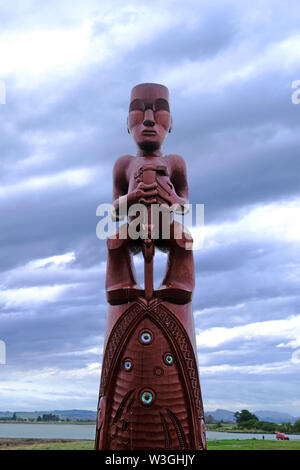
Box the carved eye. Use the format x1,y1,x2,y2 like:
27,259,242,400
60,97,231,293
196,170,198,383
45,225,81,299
154,98,170,112
140,389,155,406
139,330,153,345
164,353,174,366
141,332,151,343
142,391,153,404
129,99,145,112
123,358,133,372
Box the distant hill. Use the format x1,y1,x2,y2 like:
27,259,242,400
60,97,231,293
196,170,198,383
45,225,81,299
1,408,298,424
205,409,299,424
52,410,97,420
254,410,298,424
0,409,97,421
205,409,236,422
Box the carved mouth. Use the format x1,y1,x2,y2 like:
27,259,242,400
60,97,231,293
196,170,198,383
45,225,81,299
142,130,157,136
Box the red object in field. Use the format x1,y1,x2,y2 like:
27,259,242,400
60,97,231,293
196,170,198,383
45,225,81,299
276,432,290,440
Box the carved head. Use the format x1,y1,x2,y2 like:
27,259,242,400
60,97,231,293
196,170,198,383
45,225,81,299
127,83,172,153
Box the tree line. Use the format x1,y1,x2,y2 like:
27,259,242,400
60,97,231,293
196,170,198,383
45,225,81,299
0,413,60,422
206,409,300,433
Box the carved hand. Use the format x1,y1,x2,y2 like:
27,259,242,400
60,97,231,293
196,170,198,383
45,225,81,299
128,182,158,206
156,179,188,212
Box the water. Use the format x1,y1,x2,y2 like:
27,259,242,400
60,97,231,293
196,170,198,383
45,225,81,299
0,423,96,440
0,423,299,441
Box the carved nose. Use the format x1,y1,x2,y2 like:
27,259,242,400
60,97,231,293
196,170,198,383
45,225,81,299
143,109,155,127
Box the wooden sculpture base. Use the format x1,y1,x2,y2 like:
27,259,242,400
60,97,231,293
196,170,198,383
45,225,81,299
95,297,206,450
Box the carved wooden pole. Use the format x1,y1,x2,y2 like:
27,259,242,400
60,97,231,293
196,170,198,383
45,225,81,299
95,83,206,450
141,165,156,301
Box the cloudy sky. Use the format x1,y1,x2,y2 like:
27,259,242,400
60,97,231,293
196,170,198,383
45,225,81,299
0,0,300,416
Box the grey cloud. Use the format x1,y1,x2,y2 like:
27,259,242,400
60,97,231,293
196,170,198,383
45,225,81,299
130,10,237,65
0,0,300,414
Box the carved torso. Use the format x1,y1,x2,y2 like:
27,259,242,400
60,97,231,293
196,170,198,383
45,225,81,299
114,153,185,207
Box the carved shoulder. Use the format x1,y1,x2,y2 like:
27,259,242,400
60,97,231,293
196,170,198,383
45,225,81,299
113,154,132,174
166,154,188,197
166,154,187,178
112,154,133,198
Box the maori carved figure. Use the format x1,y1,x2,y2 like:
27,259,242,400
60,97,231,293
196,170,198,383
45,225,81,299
95,83,206,450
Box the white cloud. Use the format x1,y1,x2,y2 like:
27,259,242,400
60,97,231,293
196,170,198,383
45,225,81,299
195,302,245,318
53,347,103,357
291,349,300,364
0,168,93,200
201,198,300,249
0,3,178,87
0,284,76,307
29,252,76,269
63,362,101,378
199,360,292,375
0,22,93,85
159,32,300,93
0,362,101,408
196,314,300,348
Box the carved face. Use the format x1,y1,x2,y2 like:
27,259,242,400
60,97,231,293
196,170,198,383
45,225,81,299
127,83,172,153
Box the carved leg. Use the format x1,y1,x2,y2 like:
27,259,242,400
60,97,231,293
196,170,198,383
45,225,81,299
156,222,195,304
106,224,143,305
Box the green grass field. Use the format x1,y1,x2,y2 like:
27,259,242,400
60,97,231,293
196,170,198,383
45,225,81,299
207,439,300,450
5,440,94,450
1,438,300,450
